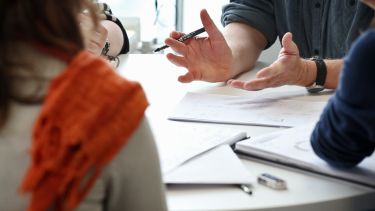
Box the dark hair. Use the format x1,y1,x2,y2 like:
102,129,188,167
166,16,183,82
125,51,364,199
0,0,98,125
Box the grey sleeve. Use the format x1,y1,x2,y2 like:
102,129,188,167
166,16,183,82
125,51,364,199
221,0,277,49
102,117,167,211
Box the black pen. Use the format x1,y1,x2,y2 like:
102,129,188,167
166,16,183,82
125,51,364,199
154,27,206,52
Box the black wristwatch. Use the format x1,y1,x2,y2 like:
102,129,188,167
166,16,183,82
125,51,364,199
306,56,327,93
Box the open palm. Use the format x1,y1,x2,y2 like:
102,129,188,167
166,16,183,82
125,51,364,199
166,9,234,83
227,32,306,90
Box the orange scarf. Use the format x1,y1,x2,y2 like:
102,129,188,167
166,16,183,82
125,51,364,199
19,51,148,211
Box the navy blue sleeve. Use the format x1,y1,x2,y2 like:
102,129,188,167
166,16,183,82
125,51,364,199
311,29,375,168
221,0,277,49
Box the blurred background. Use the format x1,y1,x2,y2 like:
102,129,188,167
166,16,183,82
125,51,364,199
102,0,279,62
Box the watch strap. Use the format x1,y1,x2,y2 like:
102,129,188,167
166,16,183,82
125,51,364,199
307,56,327,93
311,56,327,87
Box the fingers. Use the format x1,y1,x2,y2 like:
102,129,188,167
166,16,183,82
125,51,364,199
166,53,188,68
166,53,196,83
281,32,292,47
227,79,247,90
178,73,194,83
166,31,187,55
244,79,270,90
228,79,267,91
228,33,301,91
165,38,187,55
250,67,280,89
281,32,298,55
256,66,274,78
170,31,185,39
165,53,194,83
200,9,222,40
227,67,276,90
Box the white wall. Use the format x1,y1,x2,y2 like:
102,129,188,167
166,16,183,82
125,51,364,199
106,0,178,44
182,0,227,32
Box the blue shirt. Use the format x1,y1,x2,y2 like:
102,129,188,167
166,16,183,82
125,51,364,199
311,29,375,168
221,0,374,58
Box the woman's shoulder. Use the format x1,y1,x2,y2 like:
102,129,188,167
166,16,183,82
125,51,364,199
349,28,375,57
344,28,375,75
338,28,375,106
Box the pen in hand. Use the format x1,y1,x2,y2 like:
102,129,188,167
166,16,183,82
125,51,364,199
154,27,206,52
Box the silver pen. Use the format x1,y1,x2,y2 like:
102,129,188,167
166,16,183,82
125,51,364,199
238,184,253,195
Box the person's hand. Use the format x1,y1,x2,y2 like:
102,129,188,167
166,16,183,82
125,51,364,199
165,9,235,83
80,14,108,56
227,32,310,90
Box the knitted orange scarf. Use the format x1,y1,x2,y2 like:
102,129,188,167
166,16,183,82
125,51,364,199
19,51,148,211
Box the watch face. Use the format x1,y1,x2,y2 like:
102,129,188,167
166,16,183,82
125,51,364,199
307,85,324,94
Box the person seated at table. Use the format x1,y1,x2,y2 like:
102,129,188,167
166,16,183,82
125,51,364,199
82,1,130,64
310,0,375,168
0,0,167,210
165,1,373,93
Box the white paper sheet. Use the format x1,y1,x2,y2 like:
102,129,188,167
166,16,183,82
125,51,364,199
156,123,247,174
164,145,254,185
235,124,375,187
168,92,327,127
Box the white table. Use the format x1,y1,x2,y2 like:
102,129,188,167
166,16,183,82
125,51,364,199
117,54,375,211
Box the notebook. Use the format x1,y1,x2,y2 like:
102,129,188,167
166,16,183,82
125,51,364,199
235,124,375,188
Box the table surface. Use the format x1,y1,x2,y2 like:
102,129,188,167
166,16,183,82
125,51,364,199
117,54,375,211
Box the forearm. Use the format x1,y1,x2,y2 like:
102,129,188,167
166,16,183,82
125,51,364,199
101,20,124,57
300,59,343,89
223,22,267,77
323,60,342,89
311,98,375,168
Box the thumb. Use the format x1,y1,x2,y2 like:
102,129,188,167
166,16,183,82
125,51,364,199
255,66,273,78
200,9,222,40
281,32,299,55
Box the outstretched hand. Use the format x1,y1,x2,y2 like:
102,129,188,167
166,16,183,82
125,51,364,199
227,32,308,90
165,9,235,83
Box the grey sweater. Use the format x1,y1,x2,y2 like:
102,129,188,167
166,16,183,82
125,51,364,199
0,46,167,211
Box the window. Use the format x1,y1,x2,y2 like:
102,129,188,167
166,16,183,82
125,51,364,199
102,0,176,44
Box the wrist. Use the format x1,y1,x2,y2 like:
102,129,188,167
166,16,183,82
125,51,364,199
306,56,327,93
299,59,317,87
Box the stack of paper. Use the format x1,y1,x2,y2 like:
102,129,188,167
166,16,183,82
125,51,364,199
164,145,254,185
235,124,375,187
168,92,327,127
156,123,247,174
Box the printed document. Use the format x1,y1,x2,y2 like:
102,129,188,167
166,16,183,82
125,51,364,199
168,92,327,128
